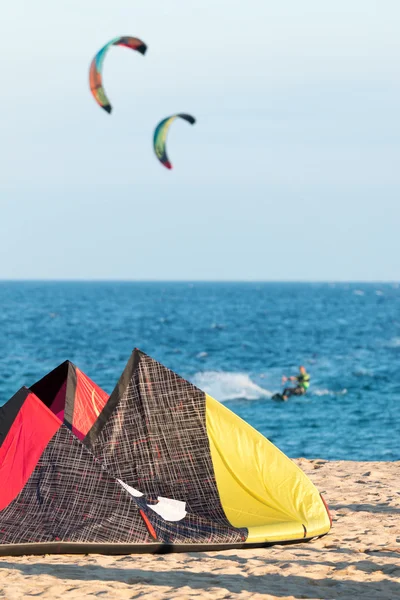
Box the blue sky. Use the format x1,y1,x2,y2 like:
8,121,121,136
1,0,399,280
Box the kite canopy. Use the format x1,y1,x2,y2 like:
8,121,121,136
89,36,147,113
0,351,331,556
153,114,196,169
30,361,108,441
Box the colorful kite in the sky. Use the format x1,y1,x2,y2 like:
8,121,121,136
153,114,196,169
89,36,147,114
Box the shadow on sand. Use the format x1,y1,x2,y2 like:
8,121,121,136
330,503,400,515
0,560,399,599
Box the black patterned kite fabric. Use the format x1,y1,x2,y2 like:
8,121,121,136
0,426,151,546
88,351,247,544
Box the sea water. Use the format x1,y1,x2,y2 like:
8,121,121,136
0,281,399,461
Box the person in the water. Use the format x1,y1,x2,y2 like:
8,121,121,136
282,366,310,400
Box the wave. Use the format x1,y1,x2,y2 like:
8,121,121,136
386,337,400,348
312,388,348,397
353,368,373,377
210,323,226,330
192,371,272,401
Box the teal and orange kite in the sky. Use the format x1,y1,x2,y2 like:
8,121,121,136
153,114,196,169
89,36,147,114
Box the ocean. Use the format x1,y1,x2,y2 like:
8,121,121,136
0,281,399,461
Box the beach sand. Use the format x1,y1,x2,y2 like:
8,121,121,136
1,459,399,600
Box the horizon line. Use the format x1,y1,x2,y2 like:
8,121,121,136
0,279,398,285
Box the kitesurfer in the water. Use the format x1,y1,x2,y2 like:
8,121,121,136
282,366,310,400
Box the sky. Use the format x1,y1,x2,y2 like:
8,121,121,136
1,0,399,280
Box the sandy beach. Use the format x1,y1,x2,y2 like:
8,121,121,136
0,459,398,600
